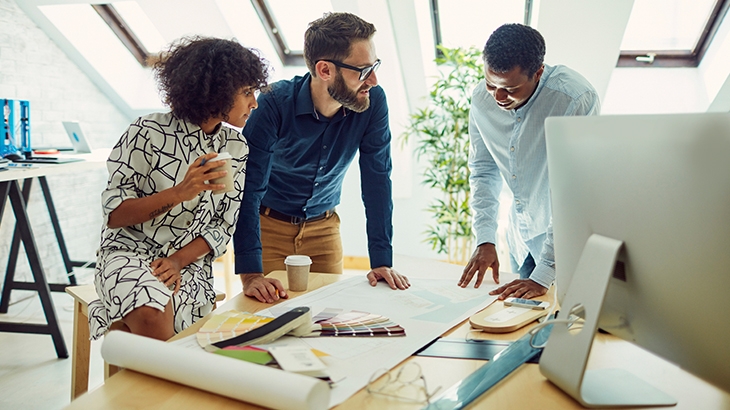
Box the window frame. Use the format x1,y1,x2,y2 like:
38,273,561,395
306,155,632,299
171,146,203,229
92,4,152,67
429,0,532,59
617,0,730,67
250,0,305,66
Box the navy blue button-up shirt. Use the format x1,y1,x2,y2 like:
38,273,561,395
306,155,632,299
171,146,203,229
234,73,394,274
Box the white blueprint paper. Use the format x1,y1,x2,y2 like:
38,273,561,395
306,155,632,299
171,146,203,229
257,276,499,408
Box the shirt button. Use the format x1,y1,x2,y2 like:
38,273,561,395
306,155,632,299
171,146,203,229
186,221,191,226
515,200,521,205
517,117,522,122
323,145,328,149
512,175,516,179
303,207,307,212
319,166,324,171
314,182,319,187
510,146,515,152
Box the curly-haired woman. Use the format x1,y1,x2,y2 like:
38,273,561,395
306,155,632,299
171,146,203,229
88,37,270,341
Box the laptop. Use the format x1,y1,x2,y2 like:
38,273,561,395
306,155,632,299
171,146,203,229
61,121,93,153
10,121,92,164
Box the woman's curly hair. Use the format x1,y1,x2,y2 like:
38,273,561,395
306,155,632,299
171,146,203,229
154,36,270,126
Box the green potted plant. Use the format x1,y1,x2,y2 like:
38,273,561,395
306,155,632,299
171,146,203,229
402,46,484,264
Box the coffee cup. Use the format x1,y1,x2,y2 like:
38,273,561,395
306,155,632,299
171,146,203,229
207,152,234,194
284,255,312,292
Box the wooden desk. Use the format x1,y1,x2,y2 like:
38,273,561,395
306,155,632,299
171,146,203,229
0,151,108,358
65,257,730,409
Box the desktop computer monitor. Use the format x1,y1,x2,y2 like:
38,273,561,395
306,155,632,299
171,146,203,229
539,112,730,407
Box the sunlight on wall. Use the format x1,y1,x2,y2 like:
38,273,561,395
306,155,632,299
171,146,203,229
39,4,161,111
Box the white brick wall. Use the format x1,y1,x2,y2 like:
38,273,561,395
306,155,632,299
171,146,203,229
1,0,131,286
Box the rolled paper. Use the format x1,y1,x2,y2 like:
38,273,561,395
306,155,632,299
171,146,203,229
101,331,330,410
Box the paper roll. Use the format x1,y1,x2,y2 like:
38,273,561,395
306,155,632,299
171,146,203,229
102,331,330,410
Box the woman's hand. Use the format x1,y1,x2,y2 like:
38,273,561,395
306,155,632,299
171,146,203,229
151,257,183,294
173,153,228,202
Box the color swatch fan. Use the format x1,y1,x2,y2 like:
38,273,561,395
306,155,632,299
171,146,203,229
307,308,405,337
197,310,274,347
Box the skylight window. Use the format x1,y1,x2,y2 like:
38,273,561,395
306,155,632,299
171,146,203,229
618,0,729,67
250,0,332,65
39,3,160,110
113,1,167,55
432,0,524,53
265,0,333,53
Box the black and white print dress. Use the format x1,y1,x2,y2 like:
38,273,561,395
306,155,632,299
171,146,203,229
88,112,247,340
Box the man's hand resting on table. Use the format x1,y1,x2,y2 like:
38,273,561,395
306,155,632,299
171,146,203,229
489,278,547,300
459,243,547,300
459,243,500,289
241,274,288,304
367,266,410,290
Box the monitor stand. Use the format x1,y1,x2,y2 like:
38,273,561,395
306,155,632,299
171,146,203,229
539,234,676,407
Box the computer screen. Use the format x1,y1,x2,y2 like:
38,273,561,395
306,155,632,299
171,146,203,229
540,112,730,406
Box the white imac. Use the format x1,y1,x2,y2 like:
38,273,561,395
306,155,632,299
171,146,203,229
540,112,730,407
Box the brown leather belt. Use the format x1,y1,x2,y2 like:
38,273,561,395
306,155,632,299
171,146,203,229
259,205,334,225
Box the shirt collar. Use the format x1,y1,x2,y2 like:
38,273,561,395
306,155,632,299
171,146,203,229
178,114,222,150
295,73,348,120
295,73,316,117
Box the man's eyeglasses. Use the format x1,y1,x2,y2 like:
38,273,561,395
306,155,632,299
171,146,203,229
318,59,381,81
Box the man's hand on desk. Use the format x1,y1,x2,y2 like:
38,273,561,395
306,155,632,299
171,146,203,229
240,273,288,303
489,278,547,300
367,266,410,290
459,243,500,288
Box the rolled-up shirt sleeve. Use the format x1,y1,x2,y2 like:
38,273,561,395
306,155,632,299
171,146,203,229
468,108,503,247
101,121,151,226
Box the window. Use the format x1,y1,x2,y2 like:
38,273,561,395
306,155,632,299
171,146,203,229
429,0,528,57
618,0,730,67
112,2,167,56
92,4,154,67
38,2,160,110
250,0,333,66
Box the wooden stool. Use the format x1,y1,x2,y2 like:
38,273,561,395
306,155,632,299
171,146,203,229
64,284,225,400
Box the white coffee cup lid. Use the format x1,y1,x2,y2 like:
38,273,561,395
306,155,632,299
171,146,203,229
213,152,232,161
285,255,312,266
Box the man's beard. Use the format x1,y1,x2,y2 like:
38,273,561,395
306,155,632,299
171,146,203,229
328,72,370,113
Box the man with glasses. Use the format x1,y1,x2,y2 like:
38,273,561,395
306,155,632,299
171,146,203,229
458,24,600,299
234,12,410,303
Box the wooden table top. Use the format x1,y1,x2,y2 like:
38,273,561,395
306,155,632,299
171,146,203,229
66,265,730,409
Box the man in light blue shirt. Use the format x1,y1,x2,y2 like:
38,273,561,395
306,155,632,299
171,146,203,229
458,23,600,299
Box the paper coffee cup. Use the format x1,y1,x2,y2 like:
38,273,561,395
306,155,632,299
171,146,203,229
285,255,312,292
208,152,234,195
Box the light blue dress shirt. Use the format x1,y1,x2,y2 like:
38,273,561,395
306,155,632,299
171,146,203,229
468,64,601,287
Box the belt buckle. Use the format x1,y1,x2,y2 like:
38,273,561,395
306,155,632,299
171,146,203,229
290,215,303,225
